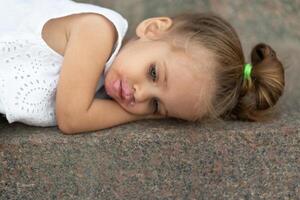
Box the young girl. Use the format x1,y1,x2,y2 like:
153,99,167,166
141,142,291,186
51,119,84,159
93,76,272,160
0,0,285,134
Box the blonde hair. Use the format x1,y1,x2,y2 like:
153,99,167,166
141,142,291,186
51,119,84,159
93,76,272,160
167,13,285,121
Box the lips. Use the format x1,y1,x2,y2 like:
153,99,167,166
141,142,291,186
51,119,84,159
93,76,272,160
107,79,134,105
121,80,134,100
112,79,122,99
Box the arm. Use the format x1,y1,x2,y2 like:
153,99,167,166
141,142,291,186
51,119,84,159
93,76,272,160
62,97,162,134
55,14,144,134
64,98,145,134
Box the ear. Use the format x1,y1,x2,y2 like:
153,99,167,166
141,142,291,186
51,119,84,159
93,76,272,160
136,17,173,40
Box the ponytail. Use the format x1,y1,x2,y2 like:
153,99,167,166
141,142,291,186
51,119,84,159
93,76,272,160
231,43,285,121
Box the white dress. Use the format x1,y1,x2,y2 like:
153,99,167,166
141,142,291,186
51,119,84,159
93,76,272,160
0,0,128,127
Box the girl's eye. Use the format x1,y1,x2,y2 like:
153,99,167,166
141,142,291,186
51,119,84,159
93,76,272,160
149,64,157,82
152,98,159,114
148,64,159,114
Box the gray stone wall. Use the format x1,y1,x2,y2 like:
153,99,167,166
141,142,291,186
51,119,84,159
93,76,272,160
75,0,300,45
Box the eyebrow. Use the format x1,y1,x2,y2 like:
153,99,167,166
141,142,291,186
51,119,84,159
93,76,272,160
160,60,169,117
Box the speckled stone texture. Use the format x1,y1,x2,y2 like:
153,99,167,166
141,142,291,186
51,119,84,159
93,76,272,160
1,0,300,199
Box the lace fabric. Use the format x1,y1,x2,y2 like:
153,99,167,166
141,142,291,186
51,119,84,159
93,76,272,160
0,36,62,126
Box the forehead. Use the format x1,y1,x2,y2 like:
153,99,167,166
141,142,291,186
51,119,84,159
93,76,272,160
162,44,216,120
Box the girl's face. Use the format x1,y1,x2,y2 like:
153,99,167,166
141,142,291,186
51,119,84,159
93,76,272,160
104,17,216,121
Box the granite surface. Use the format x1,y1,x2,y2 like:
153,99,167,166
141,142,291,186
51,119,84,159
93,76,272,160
1,0,300,199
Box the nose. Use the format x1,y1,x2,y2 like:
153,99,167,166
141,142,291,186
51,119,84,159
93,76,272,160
133,83,153,103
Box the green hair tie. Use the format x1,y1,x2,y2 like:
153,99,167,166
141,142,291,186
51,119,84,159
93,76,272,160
243,63,253,80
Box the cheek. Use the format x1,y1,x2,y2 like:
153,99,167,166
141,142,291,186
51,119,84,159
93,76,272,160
112,57,134,76
114,50,147,75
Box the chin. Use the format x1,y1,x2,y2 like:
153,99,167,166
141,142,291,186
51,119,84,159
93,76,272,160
119,103,146,116
119,102,133,113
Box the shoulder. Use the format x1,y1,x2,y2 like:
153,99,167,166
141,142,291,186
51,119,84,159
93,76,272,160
42,13,118,56
67,13,117,46
64,13,118,65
